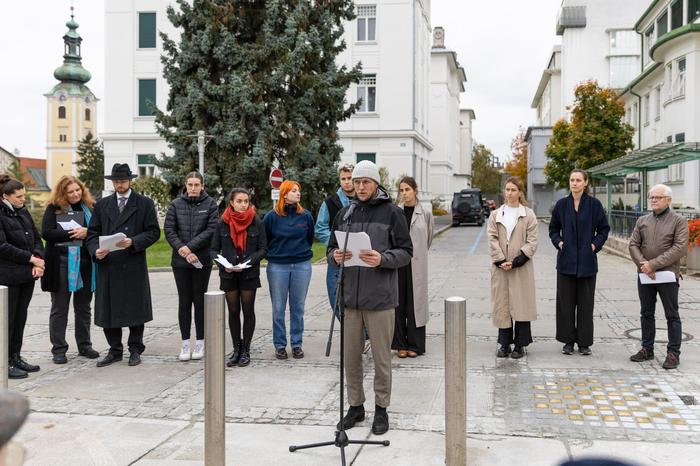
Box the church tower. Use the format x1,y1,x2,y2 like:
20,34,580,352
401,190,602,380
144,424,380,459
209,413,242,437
45,7,98,188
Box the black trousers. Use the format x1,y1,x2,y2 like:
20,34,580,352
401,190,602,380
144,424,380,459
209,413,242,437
498,321,533,348
49,256,93,355
173,267,212,340
392,264,426,354
637,279,682,355
7,281,35,357
556,273,596,347
104,325,145,356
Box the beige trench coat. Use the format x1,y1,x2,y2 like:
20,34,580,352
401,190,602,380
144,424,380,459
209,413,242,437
399,202,434,327
487,204,538,328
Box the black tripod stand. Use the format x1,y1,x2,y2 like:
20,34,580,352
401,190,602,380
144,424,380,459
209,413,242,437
289,212,390,464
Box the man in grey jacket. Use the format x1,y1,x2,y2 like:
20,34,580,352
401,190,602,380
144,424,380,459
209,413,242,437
328,160,412,435
629,184,688,369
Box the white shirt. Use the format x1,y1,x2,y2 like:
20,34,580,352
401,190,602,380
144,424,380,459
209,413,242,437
116,189,132,208
502,205,520,240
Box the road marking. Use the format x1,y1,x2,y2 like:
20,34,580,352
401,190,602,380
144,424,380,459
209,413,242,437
468,224,485,255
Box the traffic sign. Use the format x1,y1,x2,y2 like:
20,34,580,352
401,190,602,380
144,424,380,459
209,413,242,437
271,189,280,201
269,168,283,189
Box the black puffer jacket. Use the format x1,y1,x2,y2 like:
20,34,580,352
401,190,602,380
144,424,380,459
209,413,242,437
164,192,219,268
0,201,44,285
210,215,267,281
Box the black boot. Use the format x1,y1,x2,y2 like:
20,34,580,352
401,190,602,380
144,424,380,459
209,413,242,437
11,354,39,372
8,365,28,379
227,340,242,367
238,340,251,367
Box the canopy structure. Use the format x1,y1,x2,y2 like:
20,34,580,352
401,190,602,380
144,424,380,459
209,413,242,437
588,142,700,211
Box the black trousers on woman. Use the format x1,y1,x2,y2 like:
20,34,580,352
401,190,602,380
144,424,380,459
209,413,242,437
7,281,36,357
173,267,212,340
498,321,533,348
556,272,597,347
392,263,426,354
49,255,93,356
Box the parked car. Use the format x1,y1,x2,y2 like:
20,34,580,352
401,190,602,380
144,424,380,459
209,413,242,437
452,188,485,226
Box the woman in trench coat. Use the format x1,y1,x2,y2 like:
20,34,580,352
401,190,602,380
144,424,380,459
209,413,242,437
487,176,538,359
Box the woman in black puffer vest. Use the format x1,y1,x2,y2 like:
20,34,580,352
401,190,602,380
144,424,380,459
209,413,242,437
164,172,218,362
0,175,45,379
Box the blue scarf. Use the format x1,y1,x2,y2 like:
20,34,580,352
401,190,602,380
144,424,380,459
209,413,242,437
67,203,96,293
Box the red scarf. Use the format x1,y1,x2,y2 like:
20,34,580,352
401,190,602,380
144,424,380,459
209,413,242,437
222,205,256,254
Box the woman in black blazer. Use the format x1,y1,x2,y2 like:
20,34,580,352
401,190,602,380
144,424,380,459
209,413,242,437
0,175,45,379
211,188,267,367
41,176,99,364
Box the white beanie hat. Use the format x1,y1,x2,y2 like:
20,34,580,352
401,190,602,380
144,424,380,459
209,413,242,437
352,160,381,184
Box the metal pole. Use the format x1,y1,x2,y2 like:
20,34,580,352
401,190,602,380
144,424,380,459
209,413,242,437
204,291,225,466
444,296,466,466
197,130,205,177
0,286,7,389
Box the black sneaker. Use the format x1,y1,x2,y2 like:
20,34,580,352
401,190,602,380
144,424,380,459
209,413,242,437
562,343,574,355
578,346,592,356
630,347,654,362
337,404,365,430
275,348,288,360
52,354,68,364
510,347,525,359
372,407,389,435
496,345,511,358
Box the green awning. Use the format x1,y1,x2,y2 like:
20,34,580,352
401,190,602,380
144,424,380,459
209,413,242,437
589,142,700,178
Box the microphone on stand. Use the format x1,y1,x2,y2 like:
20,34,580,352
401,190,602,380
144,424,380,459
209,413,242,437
342,200,359,222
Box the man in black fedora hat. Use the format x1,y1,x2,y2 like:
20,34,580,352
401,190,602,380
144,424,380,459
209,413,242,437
86,163,160,367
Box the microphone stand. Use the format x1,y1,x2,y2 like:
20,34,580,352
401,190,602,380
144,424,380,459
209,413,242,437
289,206,389,464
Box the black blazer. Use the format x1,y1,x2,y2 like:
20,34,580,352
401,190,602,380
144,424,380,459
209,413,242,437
210,216,267,281
0,202,44,285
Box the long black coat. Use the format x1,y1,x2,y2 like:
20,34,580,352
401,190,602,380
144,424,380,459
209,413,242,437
0,202,44,286
549,193,610,278
163,192,218,268
86,192,160,328
210,215,267,281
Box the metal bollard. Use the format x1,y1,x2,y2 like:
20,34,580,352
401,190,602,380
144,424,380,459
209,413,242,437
1,286,7,389
204,291,225,466
444,296,466,466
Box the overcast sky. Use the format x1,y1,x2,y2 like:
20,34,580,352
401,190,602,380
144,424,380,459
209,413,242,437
0,0,562,162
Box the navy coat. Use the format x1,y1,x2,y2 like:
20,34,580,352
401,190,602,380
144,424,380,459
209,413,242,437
549,194,610,278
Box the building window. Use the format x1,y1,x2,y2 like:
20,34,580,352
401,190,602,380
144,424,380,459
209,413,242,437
85,108,91,121
626,106,632,125
356,153,376,164
654,86,661,119
356,5,376,42
138,12,156,48
632,102,638,128
690,0,700,22
59,134,67,142
657,10,669,37
357,75,376,113
609,56,638,88
609,30,637,55
644,26,655,61
138,79,157,116
58,106,66,119
665,62,673,100
675,57,686,97
671,0,683,30
643,94,650,124
137,154,156,177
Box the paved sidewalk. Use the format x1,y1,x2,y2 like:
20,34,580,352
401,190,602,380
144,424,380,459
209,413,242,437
8,223,700,465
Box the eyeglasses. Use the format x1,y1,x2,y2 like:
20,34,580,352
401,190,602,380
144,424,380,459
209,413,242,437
648,196,668,201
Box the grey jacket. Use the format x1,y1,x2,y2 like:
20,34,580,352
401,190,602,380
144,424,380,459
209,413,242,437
629,208,688,279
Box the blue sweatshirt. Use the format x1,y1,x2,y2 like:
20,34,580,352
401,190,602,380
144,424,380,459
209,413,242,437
263,205,315,264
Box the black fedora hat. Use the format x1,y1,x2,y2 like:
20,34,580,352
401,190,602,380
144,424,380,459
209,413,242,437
104,163,138,180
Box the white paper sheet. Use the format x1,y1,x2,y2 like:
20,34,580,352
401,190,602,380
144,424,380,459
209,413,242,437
333,231,373,267
214,256,251,271
58,220,82,231
99,232,127,252
639,271,676,285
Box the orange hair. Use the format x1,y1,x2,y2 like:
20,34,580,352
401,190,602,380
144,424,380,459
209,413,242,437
48,175,95,211
274,180,304,216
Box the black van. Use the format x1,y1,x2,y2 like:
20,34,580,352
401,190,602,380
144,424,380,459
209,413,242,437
452,188,485,226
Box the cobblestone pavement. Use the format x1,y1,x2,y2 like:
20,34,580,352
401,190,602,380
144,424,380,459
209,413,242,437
9,221,700,464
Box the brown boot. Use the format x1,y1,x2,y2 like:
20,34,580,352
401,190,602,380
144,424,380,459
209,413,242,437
662,352,679,370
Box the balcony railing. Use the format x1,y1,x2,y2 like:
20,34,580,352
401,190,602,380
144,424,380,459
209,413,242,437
610,209,700,238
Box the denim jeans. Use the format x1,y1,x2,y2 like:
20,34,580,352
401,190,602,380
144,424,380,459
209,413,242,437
326,262,341,321
267,261,312,349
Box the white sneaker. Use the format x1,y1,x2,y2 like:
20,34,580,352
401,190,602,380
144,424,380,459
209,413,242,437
179,341,191,361
192,340,205,360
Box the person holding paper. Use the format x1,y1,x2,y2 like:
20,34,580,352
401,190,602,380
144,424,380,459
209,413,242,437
86,164,160,368
164,172,218,362
549,169,610,356
328,160,412,435
393,176,433,358
263,180,315,360
211,188,267,367
0,175,45,379
41,175,100,364
629,184,688,370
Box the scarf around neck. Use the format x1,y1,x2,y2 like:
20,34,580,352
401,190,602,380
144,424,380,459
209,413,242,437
222,205,256,254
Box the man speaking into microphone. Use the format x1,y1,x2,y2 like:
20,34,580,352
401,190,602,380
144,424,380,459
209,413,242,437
327,160,412,435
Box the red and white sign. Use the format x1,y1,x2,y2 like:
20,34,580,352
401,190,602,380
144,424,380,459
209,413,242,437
269,168,283,189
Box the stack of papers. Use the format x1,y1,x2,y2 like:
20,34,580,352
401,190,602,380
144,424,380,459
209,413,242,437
58,220,82,231
99,233,127,252
639,271,676,284
333,231,373,267
215,255,251,271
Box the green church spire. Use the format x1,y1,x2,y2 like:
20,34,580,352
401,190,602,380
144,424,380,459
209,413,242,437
53,7,92,84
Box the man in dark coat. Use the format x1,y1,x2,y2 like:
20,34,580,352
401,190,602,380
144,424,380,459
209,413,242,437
86,164,160,367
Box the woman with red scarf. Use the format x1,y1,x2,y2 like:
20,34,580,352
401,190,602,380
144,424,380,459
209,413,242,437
211,188,267,367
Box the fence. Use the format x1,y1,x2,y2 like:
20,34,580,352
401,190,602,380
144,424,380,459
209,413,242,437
610,209,700,238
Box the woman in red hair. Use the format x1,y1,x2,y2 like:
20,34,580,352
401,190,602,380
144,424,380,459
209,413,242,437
262,180,315,360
